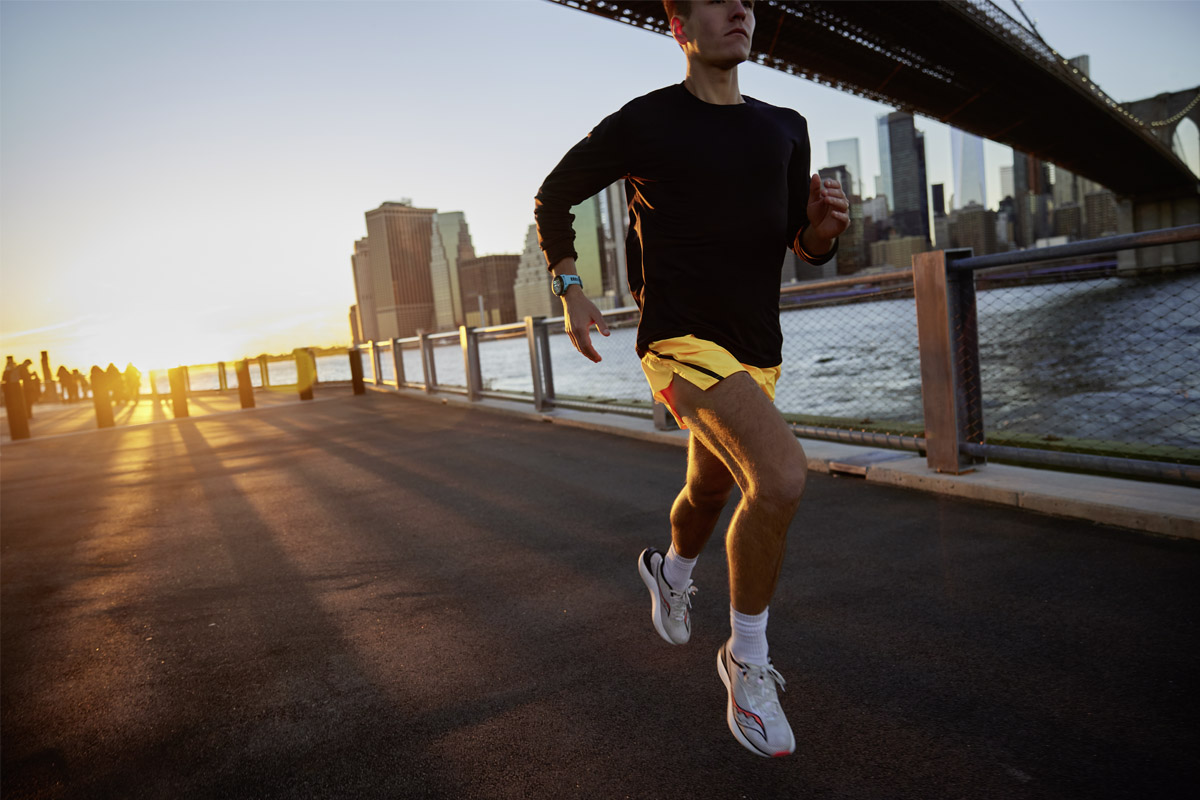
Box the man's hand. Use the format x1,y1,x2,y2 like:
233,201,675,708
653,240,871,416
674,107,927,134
562,288,610,363
805,174,850,252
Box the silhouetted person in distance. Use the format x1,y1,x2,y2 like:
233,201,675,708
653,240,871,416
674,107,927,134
56,365,77,403
124,363,142,402
19,360,38,418
105,363,124,404
2,357,16,410
90,365,108,403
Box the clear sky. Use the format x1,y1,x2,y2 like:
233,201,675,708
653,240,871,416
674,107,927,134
2,0,1197,372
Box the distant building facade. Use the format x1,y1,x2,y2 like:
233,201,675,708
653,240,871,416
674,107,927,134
364,201,437,340
887,112,930,243
951,128,986,210
514,224,560,320
429,212,477,331
948,203,1000,257
870,233,928,269
351,237,376,342
827,137,862,198
460,255,520,326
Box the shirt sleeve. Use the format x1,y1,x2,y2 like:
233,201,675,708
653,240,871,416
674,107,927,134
786,114,838,266
534,108,632,272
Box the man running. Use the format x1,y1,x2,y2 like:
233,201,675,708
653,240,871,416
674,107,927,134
534,0,849,757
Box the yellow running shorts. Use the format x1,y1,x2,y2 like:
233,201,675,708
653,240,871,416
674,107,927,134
639,334,782,430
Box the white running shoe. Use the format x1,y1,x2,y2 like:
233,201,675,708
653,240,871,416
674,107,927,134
637,547,696,645
717,639,795,757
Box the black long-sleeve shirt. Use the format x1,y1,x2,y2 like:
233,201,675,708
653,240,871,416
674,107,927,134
534,82,836,368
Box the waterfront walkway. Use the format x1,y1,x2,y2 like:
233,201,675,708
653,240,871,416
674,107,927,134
2,391,1198,799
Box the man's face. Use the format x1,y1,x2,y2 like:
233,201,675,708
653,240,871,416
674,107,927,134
678,0,755,70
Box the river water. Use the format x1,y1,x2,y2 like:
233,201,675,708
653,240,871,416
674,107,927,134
183,272,1200,450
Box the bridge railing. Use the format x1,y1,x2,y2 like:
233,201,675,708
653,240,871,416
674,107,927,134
350,224,1198,485
915,224,1199,483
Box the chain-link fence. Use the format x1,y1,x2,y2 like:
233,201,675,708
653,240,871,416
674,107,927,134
973,265,1199,466
776,273,923,438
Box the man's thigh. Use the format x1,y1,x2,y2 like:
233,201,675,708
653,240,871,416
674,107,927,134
664,372,804,493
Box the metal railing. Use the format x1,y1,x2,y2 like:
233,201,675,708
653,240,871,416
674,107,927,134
351,224,1198,486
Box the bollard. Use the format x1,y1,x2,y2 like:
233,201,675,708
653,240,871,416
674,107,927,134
349,349,365,395
294,348,314,401
90,366,114,429
2,370,31,440
218,362,228,391
235,360,256,408
168,367,189,418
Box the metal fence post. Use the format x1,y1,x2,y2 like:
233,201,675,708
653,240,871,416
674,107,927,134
370,341,381,385
349,348,366,395
913,248,985,474
418,331,437,394
236,359,256,408
391,338,405,387
525,316,547,411
218,362,228,391
168,367,189,418
537,321,555,404
258,356,269,388
460,326,482,401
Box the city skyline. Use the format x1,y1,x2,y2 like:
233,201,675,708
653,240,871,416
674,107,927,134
2,0,1197,371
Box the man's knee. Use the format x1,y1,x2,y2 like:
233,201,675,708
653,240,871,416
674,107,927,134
747,447,807,512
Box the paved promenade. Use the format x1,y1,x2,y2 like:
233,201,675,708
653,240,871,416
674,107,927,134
2,391,1198,799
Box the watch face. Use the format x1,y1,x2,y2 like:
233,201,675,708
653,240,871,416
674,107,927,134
553,276,564,295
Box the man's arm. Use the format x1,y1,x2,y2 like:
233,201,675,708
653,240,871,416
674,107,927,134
549,257,610,363
800,174,850,259
535,108,630,362
785,119,846,264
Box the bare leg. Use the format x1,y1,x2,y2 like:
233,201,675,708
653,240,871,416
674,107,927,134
661,372,807,614
670,434,736,559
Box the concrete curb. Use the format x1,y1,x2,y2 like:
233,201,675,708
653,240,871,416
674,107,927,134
375,386,1200,541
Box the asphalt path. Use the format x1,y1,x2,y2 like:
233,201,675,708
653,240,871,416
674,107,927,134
2,392,1198,799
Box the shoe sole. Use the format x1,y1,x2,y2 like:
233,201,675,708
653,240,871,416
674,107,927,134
717,644,795,758
637,549,685,645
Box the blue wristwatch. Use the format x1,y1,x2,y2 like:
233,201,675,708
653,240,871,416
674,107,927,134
552,274,583,296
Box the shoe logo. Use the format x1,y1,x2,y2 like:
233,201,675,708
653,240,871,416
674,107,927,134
733,697,767,742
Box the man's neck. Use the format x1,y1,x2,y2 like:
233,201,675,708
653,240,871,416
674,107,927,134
682,62,743,105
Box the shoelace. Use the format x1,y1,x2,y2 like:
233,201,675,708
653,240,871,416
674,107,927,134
740,662,787,720
666,581,696,622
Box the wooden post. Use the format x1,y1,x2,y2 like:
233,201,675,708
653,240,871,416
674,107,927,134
913,249,985,474
168,368,189,418
236,360,256,408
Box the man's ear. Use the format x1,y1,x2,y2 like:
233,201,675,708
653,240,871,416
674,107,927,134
671,18,688,45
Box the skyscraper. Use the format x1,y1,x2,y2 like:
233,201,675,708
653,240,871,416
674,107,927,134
951,127,986,210
459,255,520,326
351,237,376,342
429,212,476,331
887,112,930,243
1000,166,1014,201
827,138,862,198
363,201,436,340
876,115,892,203
1012,150,1052,246
513,224,559,320
931,184,946,218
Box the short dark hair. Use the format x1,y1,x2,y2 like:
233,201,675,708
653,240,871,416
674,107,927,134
662,1,691,24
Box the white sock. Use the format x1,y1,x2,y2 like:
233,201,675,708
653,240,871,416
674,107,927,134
730,606,769,665
662,543,697,590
